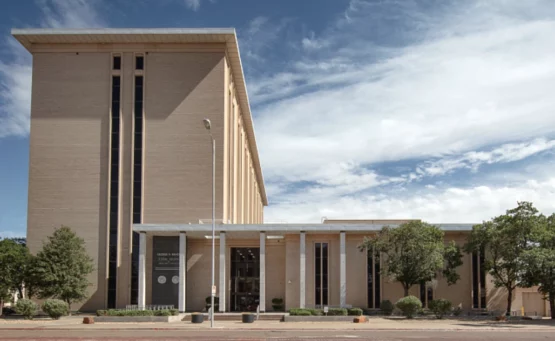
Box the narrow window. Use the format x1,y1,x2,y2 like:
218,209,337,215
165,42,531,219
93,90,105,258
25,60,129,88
479,249,486,309
367,250,373,308
107,75,121,308
420,281,426,306
374,253,381,308
130,74,144,305
136,56,144,70
113,56,121,70
472,251,479,309
315,242,329,306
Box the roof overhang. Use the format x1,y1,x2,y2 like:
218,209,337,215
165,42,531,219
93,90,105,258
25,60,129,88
133,223,475,235
11,28,268,205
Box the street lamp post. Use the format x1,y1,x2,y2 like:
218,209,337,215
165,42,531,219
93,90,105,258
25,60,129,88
202,118,216,328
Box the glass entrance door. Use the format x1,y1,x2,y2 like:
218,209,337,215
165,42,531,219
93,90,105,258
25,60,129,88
230,247,260,312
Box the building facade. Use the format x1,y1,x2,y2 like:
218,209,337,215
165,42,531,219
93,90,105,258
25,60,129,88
15,28,548,316
15,28,266,311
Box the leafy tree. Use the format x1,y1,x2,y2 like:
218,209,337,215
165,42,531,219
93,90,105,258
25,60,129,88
465,201,539,316
0,238,33,299
359,221,463,296
520,213,555,319
30,226,94,313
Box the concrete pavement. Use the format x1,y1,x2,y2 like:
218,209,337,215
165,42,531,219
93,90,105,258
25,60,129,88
1,316,554,331
0,329,554,340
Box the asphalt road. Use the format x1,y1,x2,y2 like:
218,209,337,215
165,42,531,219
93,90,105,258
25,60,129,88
0,330,553,340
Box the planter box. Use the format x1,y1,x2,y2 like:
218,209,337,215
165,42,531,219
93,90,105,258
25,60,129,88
283,315,362,322
95,314,184,323
191,314,204,323
242,314,255,323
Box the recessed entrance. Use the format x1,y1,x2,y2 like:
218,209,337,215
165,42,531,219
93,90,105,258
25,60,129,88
230,247,260,312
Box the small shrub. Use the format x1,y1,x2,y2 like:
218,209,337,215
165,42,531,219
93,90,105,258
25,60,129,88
429,299,452,319
154,310,171,316
14,299,38,320
42,299,69,320
327,308,348,316
453,306,463,316
380,300,394,316
289,308,311,316
348,308,363,316
309,308,323,316
169,309,179,316
396,296,422,319
272,297,284,311
96,310,107,316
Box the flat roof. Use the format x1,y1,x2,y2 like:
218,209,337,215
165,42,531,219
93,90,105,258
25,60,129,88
11,28,268,205
133,223,475,234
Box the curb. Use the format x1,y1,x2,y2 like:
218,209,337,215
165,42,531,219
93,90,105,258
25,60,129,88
0,327,553,332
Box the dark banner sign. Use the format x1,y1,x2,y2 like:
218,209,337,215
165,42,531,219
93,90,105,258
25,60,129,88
152,236,179,306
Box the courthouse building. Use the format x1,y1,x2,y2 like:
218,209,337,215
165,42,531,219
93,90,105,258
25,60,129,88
14,28,549,316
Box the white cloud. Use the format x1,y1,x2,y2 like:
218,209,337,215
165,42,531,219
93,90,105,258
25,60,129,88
416,138,555,178
0,0,106,139
184,0,215,12
264,177,555,224
250,0,555,222
37,0,106,28
184,0,201,11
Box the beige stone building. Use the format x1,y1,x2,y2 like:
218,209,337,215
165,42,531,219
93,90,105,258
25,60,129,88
15,28,548,316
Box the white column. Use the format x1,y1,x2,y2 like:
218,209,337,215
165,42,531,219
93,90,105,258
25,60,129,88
138,232,146,308
178,232,187,312
340,231,346,308
260,231,266,312
300,231,306,308
219,232,226,312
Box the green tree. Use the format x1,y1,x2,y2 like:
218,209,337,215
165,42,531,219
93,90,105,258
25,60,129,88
520,213,555,319
465,201,539,316
31,226,94,313
0,238,33,299
359,221,463,296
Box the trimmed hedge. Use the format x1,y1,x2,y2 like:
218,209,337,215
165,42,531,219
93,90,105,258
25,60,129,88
327,308,348,316
289,308,312,316
96,309,179,317
396,296,422,319
429,299,452,319
380,300,394,316
42,299,69,320
348,308,363,316
14,299,38,320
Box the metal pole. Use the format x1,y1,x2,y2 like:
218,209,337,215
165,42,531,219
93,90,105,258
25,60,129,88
210,136,215,328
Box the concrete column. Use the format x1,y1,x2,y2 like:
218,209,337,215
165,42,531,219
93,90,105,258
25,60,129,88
340,231,346,308
260,231,266,312
219,232,226,312
300,231,306,308
138,232,146,308
178,232,187,312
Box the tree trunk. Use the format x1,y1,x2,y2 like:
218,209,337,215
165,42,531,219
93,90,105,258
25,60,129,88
17,287,24,300
506,288,513,316
66,300,72,316
403,285,410,297
0,298,4,317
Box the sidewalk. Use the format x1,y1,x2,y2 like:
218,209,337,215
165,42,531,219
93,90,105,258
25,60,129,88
1,317,555,331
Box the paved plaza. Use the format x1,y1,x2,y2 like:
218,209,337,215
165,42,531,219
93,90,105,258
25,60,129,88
1,316,554,340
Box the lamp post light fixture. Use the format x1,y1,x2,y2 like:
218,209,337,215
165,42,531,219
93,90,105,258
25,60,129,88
203,118,216,328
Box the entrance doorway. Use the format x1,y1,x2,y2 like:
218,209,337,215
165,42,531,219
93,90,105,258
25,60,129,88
230,247,260,311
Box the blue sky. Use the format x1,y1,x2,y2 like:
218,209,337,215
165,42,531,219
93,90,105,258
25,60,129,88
2,0,555,237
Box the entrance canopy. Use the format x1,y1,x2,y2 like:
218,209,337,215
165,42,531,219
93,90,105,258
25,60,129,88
133,223,473,238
